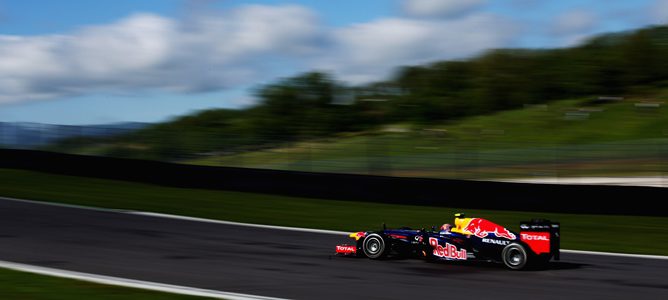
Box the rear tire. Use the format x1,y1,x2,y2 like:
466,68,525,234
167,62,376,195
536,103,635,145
363,234,388,259
502,243,528,270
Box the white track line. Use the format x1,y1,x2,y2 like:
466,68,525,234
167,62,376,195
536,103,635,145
129,211,349,236
0,196,131,213
560,249,668,260
2,196,667,261
0,260,287,300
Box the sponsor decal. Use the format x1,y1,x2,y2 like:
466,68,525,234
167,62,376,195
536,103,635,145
335,245,357,254
389,234,408,239
521,233,549,241
520,232,551,254
429,238,467,260
482,238,509,246
349,231,367,241
462,218,517,240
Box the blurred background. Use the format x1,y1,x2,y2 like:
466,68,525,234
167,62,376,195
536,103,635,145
2,0,668,184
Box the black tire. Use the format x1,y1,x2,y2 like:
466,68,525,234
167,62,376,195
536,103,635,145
502,243,528,270
363,233,388,259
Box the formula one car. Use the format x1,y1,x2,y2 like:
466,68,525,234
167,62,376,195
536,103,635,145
335,214,560,270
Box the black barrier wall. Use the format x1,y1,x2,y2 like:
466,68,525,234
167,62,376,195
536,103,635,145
0,149,664,216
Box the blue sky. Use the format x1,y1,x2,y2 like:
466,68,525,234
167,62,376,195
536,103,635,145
0,0,666,125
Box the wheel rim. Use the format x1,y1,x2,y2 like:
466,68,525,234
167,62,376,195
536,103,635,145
507,248,524,266
367,239,380,254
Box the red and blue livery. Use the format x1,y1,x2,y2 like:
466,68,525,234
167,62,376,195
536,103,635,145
335,213,560,270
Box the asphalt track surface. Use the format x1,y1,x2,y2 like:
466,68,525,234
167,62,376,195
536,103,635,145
0,199,666,300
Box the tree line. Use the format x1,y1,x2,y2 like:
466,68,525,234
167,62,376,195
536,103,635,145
48,25,668,160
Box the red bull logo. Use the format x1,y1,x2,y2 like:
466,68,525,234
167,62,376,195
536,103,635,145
429,238,467,260
349,231,367,241
462,218,516,240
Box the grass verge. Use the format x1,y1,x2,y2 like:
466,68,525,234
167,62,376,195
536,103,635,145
0,267,210,300
186,96,668,179
1,168,666,256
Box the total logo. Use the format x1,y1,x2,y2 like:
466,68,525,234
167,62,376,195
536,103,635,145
335,245,356,254
521,233,549,241
429,238,467,260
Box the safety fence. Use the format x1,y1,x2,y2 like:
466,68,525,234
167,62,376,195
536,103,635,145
0,148,666,216
1,123,667,181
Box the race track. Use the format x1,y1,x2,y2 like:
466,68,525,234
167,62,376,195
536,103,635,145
0,198,666,299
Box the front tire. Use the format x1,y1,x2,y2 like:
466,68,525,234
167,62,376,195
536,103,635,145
502,243,528,270
363,234,388,259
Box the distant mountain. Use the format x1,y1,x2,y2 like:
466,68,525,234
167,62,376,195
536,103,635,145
0,122,150,148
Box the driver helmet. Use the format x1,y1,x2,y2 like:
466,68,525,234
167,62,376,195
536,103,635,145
440,223,452,232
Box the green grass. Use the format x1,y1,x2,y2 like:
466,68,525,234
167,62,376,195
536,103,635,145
1,168,667,256
0,267,211,300
187,96,668,178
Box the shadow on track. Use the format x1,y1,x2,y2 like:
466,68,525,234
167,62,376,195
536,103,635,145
329,254,588,272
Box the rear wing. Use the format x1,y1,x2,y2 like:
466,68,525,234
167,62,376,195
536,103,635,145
520,219,560,260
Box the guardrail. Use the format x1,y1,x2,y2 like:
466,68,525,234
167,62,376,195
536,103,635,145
0,149,665,216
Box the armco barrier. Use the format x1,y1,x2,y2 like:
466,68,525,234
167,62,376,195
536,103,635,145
0,149,665,216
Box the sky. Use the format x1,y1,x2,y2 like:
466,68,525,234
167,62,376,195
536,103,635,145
0,0,667,125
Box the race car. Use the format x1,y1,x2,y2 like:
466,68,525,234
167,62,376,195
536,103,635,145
335,213,560,270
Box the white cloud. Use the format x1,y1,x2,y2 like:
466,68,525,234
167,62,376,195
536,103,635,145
550,10,597,36
402,0,487,19
651,0,668,23
0,3,519,105
0,5,320,104
317,14,517,83
547,10,600,47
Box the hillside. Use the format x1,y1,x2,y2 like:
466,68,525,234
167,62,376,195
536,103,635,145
187,92,668,178
43,25,668,178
